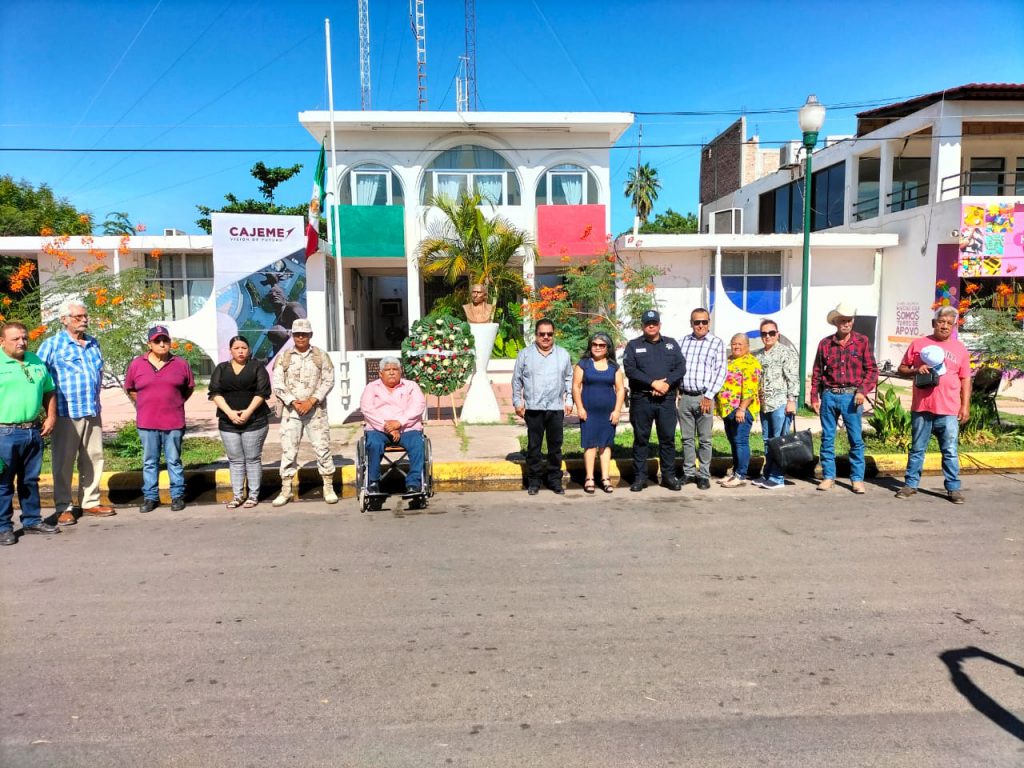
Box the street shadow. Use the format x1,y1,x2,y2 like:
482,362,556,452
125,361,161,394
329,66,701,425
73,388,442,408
939,646,1024,741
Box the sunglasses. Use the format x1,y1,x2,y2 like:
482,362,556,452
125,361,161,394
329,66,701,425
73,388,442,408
151,338,170,344
691,319,709,326
591,342,607,348
537,332,554,337
760,330,778,337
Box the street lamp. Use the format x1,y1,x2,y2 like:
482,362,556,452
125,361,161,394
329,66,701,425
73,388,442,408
797,94,826,407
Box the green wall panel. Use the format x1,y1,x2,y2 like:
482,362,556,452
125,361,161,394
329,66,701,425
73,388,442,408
335,206,405,258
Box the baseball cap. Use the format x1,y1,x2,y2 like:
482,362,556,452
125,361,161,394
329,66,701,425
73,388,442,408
641,309,660,325
290,318,313,334
919,345,947,376
148,325,171,341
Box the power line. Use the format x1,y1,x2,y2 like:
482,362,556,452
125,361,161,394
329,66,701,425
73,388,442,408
7,132,1023,155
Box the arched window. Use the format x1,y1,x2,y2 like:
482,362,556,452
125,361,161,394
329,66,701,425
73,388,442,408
535,164,599,205
338,164,404,206
420,145,521,205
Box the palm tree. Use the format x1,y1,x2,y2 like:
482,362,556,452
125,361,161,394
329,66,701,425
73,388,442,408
418,192,531,310
625,163,661,224
101,211,136,236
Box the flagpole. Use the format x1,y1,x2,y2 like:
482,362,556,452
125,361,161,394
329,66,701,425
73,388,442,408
325,17,349,407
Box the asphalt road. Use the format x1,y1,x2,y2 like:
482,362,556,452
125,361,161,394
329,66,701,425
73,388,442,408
1,476,1022,767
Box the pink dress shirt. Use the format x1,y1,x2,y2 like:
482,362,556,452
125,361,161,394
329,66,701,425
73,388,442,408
360,378,426,433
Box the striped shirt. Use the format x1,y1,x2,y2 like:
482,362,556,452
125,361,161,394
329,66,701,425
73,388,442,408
37,330,104,419
679,333,727,398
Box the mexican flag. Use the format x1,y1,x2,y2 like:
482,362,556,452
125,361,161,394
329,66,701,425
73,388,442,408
306,140,326,257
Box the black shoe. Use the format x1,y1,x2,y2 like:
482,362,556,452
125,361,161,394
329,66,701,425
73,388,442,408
660,477,682,492
548,484,565,495
527,484,540,496
696,478,711,490
630,479,647,492
22,522,60,535
170,497,186,512
139,498,159,514
0,530,16,546
367,481,381,494
681,476,697,486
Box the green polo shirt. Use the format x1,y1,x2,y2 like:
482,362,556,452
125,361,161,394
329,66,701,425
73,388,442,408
0,348,55,424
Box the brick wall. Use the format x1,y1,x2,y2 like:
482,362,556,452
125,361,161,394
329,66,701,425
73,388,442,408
699,118,744,205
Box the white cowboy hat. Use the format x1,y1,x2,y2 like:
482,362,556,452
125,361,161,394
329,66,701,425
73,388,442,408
826,302,858,326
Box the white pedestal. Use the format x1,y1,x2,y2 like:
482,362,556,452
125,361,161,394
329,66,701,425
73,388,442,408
461,322,501,423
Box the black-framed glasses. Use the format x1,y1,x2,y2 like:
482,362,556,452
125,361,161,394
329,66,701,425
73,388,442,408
151,338,170,345
760,330,778,337
537,332,554,337
691,319,709,326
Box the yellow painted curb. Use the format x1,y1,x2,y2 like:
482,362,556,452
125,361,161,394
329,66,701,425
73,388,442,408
34,450,1023,494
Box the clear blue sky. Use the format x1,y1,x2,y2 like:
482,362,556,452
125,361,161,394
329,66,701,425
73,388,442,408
2,0,1021,236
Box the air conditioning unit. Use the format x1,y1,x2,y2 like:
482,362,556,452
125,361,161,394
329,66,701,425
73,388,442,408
163,228,185,236
710,208,743,235
779,141,802,167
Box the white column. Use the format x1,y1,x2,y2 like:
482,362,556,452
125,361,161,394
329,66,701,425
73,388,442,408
844,154,859,225
878,140,894,220
931,112,964,203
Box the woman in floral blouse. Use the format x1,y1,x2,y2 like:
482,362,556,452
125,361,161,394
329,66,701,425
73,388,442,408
715,333,761,487
753,319,800,489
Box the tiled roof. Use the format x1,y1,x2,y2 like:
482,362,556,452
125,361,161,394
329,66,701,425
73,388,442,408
856,83,1024,128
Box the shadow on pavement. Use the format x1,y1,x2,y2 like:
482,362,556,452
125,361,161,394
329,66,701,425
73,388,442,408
939,646,1024,742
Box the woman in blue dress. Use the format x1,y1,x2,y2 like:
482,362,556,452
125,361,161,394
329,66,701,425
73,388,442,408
572,332,625,494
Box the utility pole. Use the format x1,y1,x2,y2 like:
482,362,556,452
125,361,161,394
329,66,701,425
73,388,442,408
358,0,371,110
410,0,427,109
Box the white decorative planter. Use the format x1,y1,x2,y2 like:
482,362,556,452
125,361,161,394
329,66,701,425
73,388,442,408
461,322,501,423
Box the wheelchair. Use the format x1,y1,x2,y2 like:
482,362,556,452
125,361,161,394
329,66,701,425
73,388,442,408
355,432,434,512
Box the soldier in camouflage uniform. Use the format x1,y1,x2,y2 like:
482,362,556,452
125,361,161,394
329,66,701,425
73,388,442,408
271,319,337,506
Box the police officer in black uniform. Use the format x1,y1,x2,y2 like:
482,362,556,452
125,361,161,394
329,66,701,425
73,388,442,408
623,309,686,492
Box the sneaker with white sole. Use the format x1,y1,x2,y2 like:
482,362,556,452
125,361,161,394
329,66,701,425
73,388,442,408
760,478,786,490
721,476,747,488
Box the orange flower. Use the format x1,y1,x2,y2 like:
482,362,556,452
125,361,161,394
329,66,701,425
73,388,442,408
1,297,9,306
111,295,124,305
95,295,107,306
1015,310,1024,321
39,226,54,237
184,343,193,352
28,325,46,341
171,341,179,349
935,279,948,288
149,248,162,259
996,283,1014,297
79,214,91,225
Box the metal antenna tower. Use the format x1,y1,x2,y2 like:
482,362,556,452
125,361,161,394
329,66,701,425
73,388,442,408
358,0,371,110
410,0,427,109
456,56,468,112
464,0,477,110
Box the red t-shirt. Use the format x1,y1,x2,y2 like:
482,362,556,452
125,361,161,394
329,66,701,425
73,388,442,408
124,354,195,430
900,336,970,416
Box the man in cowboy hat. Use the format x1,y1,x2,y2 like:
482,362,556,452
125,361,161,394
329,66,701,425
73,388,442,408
894,305,971,504
810,302,878,494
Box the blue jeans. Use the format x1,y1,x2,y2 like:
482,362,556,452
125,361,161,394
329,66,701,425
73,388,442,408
723,408,754,479
819,390,865,482
760,405,793,483
0,426,44,532
139,428,185,501
905,412,961,491
365,429,425,491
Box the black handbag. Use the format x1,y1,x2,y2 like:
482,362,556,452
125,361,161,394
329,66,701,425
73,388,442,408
913,369,939,388
767,421,815,473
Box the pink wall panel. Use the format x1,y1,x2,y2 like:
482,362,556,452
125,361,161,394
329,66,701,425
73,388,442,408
536,204,607,259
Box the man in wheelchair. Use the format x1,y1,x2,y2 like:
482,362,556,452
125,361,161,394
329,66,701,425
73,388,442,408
359,357,427,496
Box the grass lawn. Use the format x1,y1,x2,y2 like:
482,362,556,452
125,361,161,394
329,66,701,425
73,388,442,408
41,435,225,474
520,426,1022,459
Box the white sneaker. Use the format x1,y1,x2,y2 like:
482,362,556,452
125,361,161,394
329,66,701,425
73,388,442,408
272,491,291,507
322,480,339,504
